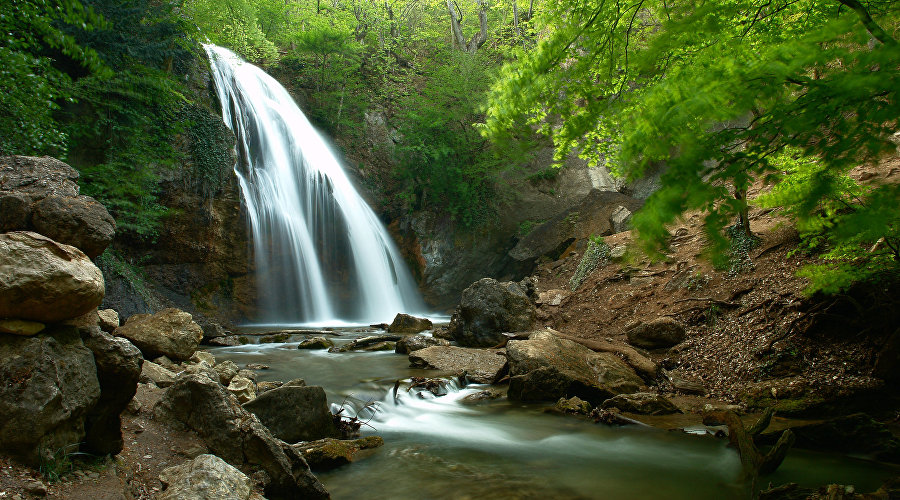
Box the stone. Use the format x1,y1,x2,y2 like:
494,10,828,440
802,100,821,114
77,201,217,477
215,360,240,385
0,194,32,232
536,290,567,307
555,396,593,415
409,346,508,384
97,309,119,332
448,278,536,347
31,195,115,259
394,335,450,354
610,206,632,234
155,373,329,499
460,389,504,405
257,381,284,393
666,371,706,395
227,375,257,404
0,155,80,199
294,436,384,471
159,454,252,500
0,231,105,322
297,337,334,350
761,413,900,463
153,355,179,371
81,326,143,455
387,313,433,334
0,319,45,336
141,360,177,388
237,368,258,382
609,245,627,260
24,480,48,496
506,330,645,404
0,326,101,466
600,392,681,415
329,335,402,352
191,350,216,366
242,385,338,443
114,308,203,361
626,318,687,350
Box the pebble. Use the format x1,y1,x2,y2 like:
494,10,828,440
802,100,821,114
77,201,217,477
143,455,152,459
88,472,100,479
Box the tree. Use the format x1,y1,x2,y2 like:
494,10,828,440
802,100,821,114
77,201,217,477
484,0,899,292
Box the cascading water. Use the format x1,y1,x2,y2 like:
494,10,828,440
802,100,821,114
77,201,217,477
204,45,425,325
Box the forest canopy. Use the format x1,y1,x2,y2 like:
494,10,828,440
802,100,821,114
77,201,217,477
484,0,900,294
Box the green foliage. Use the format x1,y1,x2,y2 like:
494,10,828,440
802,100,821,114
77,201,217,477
179,104,235,198
0,0,107,156
185,0,278,63
570,236,610,291
394,49,508,227
484,0,900,293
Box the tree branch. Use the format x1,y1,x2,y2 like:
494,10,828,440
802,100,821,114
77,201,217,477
835,0,897,46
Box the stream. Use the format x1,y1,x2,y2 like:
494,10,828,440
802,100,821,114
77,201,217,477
211,326,896,500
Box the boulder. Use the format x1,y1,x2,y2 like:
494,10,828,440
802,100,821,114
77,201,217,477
114,308,203,361
387,313,433,334
141,360,177,388
159,454,252,500
626,318,687,350
191,350,216,366
81,326,143,455
294,436,384,471
409,346,508,384
0,155,79,199
155,373,329,499
0,231,105,322
0,194,32,232
449,278,536,347
298,337,334,350
215,360,240,385
610,206,633,234
227,375,257,404
242,385,338,443
31,195,115,259
555,396,593,415
0,326,101,466
0,319,45,336
460,389,504,405
394,335,450,354
600,392,680,415
97,309,119,333
506,331,644,404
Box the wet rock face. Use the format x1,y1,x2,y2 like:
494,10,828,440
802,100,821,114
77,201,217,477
0,326,101,466
242,385,338,443
114,308,203,361
506,331,644,404
394,334,450,354
0,231,105,322
0,156,115,258
449,278,536,348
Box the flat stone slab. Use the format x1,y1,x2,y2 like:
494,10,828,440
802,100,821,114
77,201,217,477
409,346,508,384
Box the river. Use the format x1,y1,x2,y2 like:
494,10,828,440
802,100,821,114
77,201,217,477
211,326,895,499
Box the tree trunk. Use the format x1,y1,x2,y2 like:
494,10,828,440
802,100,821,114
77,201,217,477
447,0,488,53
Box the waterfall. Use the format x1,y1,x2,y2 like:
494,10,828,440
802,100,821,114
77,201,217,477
204,45,425,325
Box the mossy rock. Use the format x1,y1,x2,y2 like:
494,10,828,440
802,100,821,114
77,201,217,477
296,437,385,471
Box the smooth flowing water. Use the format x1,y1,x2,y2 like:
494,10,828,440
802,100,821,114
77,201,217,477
205,45,425,325
212,329,897,500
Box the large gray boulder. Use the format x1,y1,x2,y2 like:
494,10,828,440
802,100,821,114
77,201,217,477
81,326,143,455
155,373,329,499
0,155,79,199
31,195,116,259
0,231,105,322
0,326,101,466
506,330,644,404
409,346,508,384
626,318,687,350
114,308,203,361
242,385,338,443
159,454,253,500
449,278,536,347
